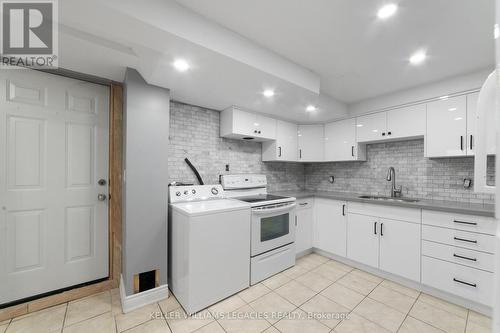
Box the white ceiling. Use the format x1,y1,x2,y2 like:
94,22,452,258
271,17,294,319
174,0,495,103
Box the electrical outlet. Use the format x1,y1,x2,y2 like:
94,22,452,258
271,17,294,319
225,164,230,171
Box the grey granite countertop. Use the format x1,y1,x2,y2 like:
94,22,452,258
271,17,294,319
272,190,495,217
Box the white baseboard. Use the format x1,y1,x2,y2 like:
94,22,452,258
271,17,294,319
119,275,169,313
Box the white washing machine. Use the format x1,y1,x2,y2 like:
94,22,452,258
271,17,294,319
168,185,251,314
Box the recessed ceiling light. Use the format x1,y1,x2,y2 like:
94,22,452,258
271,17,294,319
263,89,275,97
306,105,317,112
173,59,190,72
377,3,398,19
448,107,457,111
409,51,426,65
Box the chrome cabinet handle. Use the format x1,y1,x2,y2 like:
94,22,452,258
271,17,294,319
453,253,477,262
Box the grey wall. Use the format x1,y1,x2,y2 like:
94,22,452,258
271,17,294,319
168,101,304,192
305,139,495,205
122,69,170,295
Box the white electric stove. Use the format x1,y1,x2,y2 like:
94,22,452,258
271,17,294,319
221,174,297,284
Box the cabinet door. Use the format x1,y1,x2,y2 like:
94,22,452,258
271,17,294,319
356,112,387,142
295,207,313,254
386,104,426,140
255,114,276,140
347,214,379,267
232,108,258,137
298,125,324,162
467,92,495,156
379,219,420,282
426,96,467,157
276,120,298,161
325,118,356,161
314,199,346,256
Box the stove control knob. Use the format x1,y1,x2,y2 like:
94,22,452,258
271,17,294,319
184,190,189,195
192,189,196,194
211,187,219,195
176,191,181,197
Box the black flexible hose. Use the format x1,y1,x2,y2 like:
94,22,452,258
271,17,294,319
184,158,204,185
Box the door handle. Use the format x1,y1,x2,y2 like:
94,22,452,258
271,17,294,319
299,149,302,159
453,253,477,262
453,219,477,226
380,223,384,236
460,136,464,151
470,135,473,150
295,215,297,227
454,236,477,244
342,204,345,216
278,146,282,157
98,178,107,186
351,146,354,157
98,194,107,201
374,222,377,235
453,278,477,288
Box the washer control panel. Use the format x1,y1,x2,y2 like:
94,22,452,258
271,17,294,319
169,185,224,203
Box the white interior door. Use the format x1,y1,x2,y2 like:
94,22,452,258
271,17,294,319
0,69,109,305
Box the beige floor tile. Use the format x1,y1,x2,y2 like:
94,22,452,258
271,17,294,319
418,294,468,319
398,316,444,333
300,294,350,329
353,297,406,332
275,281,316,306
312,263,349,282
368,285,416,314
261,272,291,290
0,320,10,326
320,283,365,310
208,294,246,316
466,321,492,333
249,292,295,324
193,321,224,333
337,271,380,296
115,303,161,332
281,265,308,279
307,253,330,264
238,284,271,303
217,304,270,333
7,304,66,333
468,311,492,329
274,309,330,333
159,295,182,314
295,271,334,293
112,290,123,315
295,256,324,271
63,312,116,333
349,269,383,284
0,324,8,333
262,326,280,333
334,312,391,333
409,300,466,333
380,280,420,298
65,291,112,326
166,308,213,333
325,260,354,273
124,318,171,333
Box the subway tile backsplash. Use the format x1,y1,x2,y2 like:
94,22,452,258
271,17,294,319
169,101,494,205
305,139,495,205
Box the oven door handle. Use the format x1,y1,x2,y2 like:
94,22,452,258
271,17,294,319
252,203,296,215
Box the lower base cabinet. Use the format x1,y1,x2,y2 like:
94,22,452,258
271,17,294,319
313,198,347,257
346,213,379,267
295,198,313,254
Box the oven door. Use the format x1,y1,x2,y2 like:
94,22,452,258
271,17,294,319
251,202,296,256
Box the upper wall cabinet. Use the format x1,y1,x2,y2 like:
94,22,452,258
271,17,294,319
426,96,467,157
298,125,324,162
356,112,387,142
220,107,276,141
262,120,298,161
324,118,366,161
386,104,426,140
356,105,426,143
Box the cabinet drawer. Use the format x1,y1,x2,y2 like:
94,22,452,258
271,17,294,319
422,256,493,306
422,210,496,235
422,240,494,272
296,198,314,210
422,225,495,253
348,202,421,223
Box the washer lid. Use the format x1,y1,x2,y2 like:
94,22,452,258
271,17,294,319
170,198,251,216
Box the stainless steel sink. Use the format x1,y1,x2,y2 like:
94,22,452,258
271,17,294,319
358,195,420,203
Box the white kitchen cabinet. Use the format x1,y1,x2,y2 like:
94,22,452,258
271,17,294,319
324,118,366,161
356,112,387,142
426,95,467,157
346,213,379,267
386,104,426,140
262,120,298,161
295,198,313,255
298,124,324,162
314,198,347,257
220,107,276,141
378,218,420,281
466,92,495,156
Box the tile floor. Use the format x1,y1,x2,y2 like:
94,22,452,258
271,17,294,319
0,253,492,333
